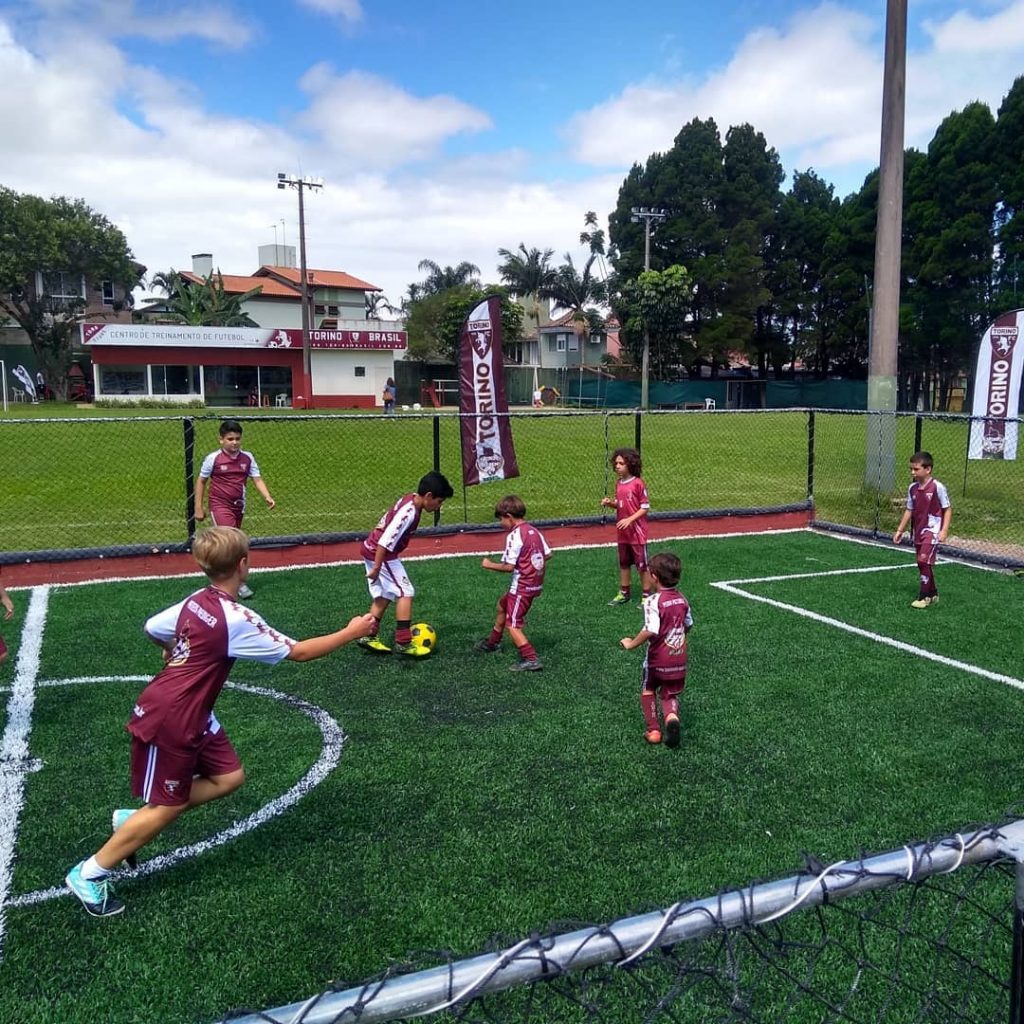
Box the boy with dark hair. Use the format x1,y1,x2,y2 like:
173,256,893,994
893,450,952,608
620,551,693,748
65,526,374,918
360,471,454,656
195,419,276,599
475,494,552,672
601,447,651,606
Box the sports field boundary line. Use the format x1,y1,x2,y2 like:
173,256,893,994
710,565,1024,692
0,586,48,962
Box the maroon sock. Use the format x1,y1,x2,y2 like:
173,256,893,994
660,694,679,720
641,690,659,731
516,642,538,662
395,620,412,645
487,629,503,646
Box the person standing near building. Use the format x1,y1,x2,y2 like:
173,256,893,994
383,377,397,416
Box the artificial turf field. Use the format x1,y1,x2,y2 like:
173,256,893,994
0,528,1021,1023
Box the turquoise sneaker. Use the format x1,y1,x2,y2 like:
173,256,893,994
112,809,138,868
65,861,125,918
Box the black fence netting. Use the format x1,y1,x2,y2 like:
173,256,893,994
216,821,1022,1024
1,409,1020,567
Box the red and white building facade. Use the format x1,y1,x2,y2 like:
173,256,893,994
81,255,407,409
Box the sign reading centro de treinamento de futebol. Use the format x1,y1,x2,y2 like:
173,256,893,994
82,324,407,350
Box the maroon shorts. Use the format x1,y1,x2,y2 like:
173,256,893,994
131,726,242,807
209,504,244,529
617,541,649,572
915,532,940,567
0,633,6,660
642,664,686,697
499,591,537,630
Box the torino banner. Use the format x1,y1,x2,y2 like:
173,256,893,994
968,309,1024,460
458,295,520,486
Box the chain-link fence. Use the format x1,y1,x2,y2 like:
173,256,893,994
1,409,1020,567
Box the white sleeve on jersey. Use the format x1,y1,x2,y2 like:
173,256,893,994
144,598,189,644
905,483,914,510
642,596,661,634
198,452,218,480
378,501,416,552
935,481,951,509
224,602,295,664
243,451,261,477
503,528,524,565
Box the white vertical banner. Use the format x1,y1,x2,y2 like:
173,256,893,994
968,309,1023,460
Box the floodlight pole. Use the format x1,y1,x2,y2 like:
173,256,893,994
631,207,667,411
865,0,906,491
277,172,324,408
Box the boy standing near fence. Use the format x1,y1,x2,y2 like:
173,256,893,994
64,526,375,918
892,450,952,608
475,495,551,672
620,552,693,748
601,447,651,606
359,471,454,656
195,419,276,599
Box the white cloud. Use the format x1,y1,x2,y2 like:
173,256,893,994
295,0,363,25
297,65,493,171
563,1,1024,195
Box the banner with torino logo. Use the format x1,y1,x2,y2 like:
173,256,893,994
968,309,1023,460
458,295,520,486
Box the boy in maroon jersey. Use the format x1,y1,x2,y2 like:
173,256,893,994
359,471,454,656
893,450,952,608
64,526,375,918
620,552,693,748
195,419,276,599
474,494,552,672
0,582,13,664
600,447,651,605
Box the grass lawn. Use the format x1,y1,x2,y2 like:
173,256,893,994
0,530,1020,1022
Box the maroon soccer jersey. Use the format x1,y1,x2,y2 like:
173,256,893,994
199,449,261,515
360,493,422,561
127,586,294,750
906,478,951,543
642,588,693,680
613,476,650,544
503,522,551,595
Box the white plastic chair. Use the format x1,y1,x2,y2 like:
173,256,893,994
704,397,716,410
275,394,288,407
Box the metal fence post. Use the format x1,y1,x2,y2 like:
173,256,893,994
635,410,642,454
807,410,816,501
184,417,196,544
433,413,442,526
1011,859,1024,1024
914,414,922,454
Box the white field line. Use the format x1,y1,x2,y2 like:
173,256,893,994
810,528,1010,575
2,526,809,590
710,564,1024,692
0,586,49,962
4,678,345,912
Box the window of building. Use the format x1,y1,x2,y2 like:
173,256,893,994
98,365,146,396
354,366,366,377
36,270,86,304
568,334,579,352
152,365,201,396
101,280,115,306
327,304,339,316
314,304,326,316
556,335,566,352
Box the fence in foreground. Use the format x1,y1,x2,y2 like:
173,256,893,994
1,409,1020,567
217,819,1024,1023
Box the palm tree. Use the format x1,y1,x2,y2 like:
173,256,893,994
365,291,395,319
416,259,481,295
547,253,607,338
150,269,260,327
497,243,557,334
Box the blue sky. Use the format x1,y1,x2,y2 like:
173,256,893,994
1,0,1022,306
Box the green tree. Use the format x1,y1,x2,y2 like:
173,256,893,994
404,286,523,361
496,243,556,333
612,264,694,376
416,259,481,295
546,253,606,338
994,76,1024,307
150,269,261,327
0,187,140,398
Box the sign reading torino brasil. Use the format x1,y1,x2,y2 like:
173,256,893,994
81,324,406,350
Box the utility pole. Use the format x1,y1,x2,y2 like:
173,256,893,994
630,207,667,410
277,173,324,408
865,0,907,491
